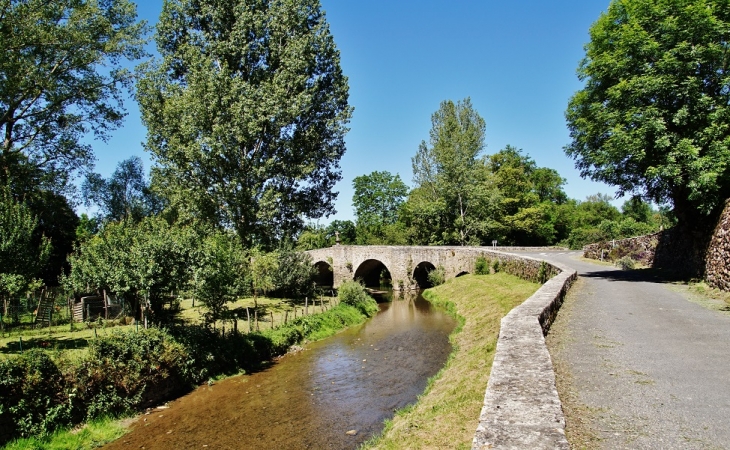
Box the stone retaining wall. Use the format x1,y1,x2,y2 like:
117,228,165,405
583,233,661,266
472,256,577,449
706,199,730,291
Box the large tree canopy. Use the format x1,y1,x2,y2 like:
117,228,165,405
352,171,408,228
0,0,148,194
138,0,352,249
565,0,730,226
352,170,409,244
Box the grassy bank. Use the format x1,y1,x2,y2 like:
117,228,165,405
362,273,539,450
2,417,129,450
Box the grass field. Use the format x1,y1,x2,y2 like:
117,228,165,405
0,294,337,360
362,273,540,450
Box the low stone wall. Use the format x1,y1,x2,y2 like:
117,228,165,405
472,256,577,449
583,232,661,266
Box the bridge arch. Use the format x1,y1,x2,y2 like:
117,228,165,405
412,261,437,288
313,260,334,288
354,259,392,288
456,271,469,277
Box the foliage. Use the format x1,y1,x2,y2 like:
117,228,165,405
271,248,317,300
565,0,730,227
192,232,248,324
0,188,50,301
250,250,279,301
296,225,330,251
82,157,163,223
559,193,662,249
138,0,352,249
75,214,99,243
74,329,188,419
0,0,148,194
24,190,79,285
353,171,408,227
352,171,409,243
0,349,71,440
337,280,379,316
537,261,549,284
489,146,568,245
296,220,357,250
474,256,490,275
65,217,199,320
622,196,653,224
406,98,501,245
327,220,357,245
617,256,636,271
427,266,446,287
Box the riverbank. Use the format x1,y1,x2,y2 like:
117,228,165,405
362,273,539,449
0,292,377,450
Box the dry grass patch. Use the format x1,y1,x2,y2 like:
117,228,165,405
362,273,539,450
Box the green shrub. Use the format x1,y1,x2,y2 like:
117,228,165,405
617,256,636,270
0,349,72,441
338,281,379,316
427,266,446,286
492,259,501,273
474,257,490,275
74,328,189,419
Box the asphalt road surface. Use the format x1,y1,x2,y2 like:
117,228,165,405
513,250,730,449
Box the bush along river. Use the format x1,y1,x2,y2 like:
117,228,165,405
104,292,456,450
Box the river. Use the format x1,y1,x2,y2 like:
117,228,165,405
104,293,456,450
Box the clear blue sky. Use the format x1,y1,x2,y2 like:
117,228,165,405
88,0,616,222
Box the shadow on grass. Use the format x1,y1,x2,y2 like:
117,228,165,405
0,336,90,354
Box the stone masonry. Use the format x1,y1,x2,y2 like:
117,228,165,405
306,245,562,290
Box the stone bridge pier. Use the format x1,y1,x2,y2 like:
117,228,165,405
306,245,527,290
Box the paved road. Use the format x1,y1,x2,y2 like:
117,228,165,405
513,250,730,449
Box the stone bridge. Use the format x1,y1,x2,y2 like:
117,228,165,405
306,245,555,290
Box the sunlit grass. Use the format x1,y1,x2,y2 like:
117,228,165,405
0,295,338,360
2,416,130,450
362,273,539,450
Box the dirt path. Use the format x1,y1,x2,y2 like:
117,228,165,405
518,251,730,449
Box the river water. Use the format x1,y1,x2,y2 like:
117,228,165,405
104,294,456,450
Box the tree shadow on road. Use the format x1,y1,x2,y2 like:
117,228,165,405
581,267,692,284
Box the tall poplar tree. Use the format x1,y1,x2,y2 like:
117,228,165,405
138,0,352,249
407,98,501,246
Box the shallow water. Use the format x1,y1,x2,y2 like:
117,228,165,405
104,294,456,450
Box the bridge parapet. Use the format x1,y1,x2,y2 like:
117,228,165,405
306,245,563,289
